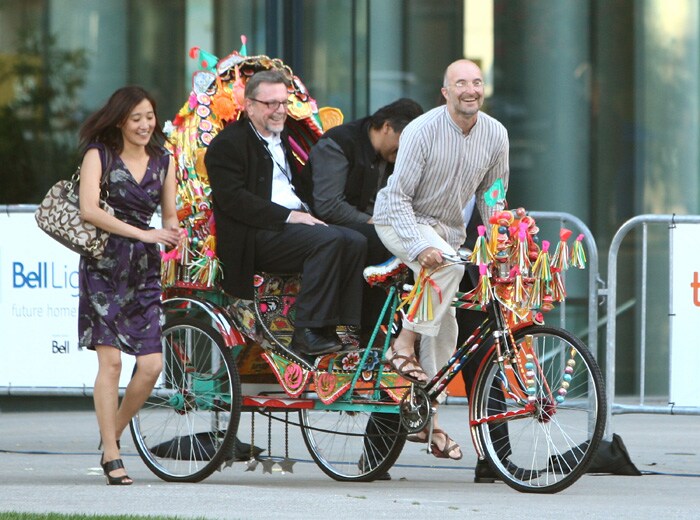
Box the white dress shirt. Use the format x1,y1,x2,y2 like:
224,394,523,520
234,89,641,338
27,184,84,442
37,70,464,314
263,133,303,211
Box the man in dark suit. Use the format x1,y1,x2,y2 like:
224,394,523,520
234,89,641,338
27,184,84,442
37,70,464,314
205,69,367,356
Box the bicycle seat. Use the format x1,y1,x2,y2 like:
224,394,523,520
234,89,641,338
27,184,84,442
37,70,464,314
363,257,410,289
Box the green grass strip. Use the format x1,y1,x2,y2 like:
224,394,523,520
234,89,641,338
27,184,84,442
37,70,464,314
0,515,209,520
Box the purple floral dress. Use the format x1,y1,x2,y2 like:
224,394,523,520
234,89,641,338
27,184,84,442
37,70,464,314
78,143,169,356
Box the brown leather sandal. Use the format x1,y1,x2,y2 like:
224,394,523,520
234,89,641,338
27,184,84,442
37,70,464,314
406,427,429,443
429,428,463,461
385,345,428,384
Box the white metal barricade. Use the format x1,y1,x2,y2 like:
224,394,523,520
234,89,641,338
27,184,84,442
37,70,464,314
604,214,700,438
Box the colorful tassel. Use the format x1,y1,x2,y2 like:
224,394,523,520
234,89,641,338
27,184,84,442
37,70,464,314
512,266,528,305
398,268,443,323
510,222,531,274
570,233,587,269
550,268,566,302
475,263,492,305
526,275,542,309
160,246,181,287
551,228,573,271
487,220,501,258
469,225,494,266
190,248,220,287
398,269,426,322
532,240,552,286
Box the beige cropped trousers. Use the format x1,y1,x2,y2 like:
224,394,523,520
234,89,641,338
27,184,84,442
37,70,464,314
375,224,465,379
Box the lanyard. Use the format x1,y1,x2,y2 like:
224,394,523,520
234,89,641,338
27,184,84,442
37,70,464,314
249,121,310,212
249,121,292,182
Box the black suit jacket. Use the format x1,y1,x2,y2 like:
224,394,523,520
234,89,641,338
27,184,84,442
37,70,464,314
205,118,311,299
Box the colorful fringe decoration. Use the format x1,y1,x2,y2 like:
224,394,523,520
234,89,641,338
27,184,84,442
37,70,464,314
470,225,494,266
512,266,528,305
190,247,221,287
551,228,573,271
531,240,552,283
570,233,587,269
510,222,532,275
488,222,501,258
526,273,542,309
550,268,567,302
398,268,442,323
160,245,181,287
471,206,592,322
475,263,492,305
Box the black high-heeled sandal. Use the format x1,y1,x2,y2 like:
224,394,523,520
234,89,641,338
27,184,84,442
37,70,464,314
100,457,133,486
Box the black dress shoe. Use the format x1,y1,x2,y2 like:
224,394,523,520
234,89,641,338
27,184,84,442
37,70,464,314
376,471,391,481
292,327,342,356
321,326,344,344
474,458,539,482
358,454,391,481
474,458,500,483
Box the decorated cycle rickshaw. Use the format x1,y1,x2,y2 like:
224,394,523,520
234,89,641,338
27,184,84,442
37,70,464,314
128,42,606,494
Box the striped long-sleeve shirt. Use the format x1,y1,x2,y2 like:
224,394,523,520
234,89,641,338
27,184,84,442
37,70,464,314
373,105,509,261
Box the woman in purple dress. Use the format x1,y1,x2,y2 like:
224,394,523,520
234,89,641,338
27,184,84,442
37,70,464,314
78,86,181,485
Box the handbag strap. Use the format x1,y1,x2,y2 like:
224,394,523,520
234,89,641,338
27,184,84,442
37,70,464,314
95,144,111,201
74,144,111,201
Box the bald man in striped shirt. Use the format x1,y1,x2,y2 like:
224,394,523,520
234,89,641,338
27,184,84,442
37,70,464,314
373,59,509,461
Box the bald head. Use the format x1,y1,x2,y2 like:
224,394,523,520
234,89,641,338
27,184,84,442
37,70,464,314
441,59,484,133
443,59,482,87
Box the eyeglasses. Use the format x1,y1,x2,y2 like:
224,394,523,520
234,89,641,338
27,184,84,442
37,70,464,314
249,98,293,111
445,79,484,90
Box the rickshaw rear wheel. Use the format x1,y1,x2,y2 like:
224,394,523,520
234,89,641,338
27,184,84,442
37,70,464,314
299,400,406,482
130,317,242,482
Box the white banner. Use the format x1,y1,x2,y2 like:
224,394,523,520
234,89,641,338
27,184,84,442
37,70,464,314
670,223,700,406
0,210,134,389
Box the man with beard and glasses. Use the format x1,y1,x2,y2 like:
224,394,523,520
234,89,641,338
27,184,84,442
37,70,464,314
205,70,367,358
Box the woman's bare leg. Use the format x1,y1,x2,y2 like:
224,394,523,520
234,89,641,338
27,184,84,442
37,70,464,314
94,345,130,481
115,352,163,439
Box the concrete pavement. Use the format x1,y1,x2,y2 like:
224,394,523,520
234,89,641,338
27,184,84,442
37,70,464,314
0,402,698,519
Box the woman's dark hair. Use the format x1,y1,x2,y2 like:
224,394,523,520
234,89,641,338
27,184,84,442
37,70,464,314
78,86,167,158
369,98,424,133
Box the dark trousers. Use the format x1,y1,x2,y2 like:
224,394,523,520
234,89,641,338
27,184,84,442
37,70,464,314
341,221,391,265
458,264,511,460
340,221,393,336
255,223,366,328
457,264,489,392
458,210,510,460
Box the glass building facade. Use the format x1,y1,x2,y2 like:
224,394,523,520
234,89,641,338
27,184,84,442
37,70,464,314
1,0,699,395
